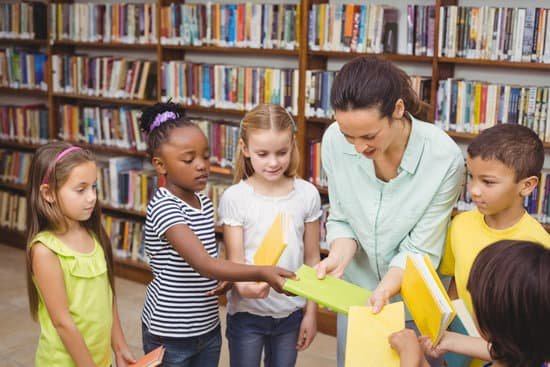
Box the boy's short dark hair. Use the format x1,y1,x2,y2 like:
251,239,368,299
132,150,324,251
467,240,550,367
467,124,544,181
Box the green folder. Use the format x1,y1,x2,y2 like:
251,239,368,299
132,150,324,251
283,265,372,314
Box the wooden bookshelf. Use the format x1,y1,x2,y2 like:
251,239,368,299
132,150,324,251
52,40,157,50
2,0,550,337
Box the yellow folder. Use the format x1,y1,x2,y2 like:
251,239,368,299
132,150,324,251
253,212,289,266
401,254,456,344
345,302,404,367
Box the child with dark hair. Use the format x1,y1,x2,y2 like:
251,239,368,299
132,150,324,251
438,123,550,366
389,240,550,367
139,102,295,367
316,56,464,366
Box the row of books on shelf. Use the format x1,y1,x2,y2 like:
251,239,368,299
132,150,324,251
456,169,550,223
0,105,49,144
308,4,399,54
0,48,47,91
304,70,431,119
0,2,47,40
194,119,239,171
51,55,157,100
161,62,299,114
104,214,146,262
439,6,550,63
435,80,550,142
50,3,157,44
0,149,32,185
0,190,26,233
407,5,436,57
59,104,147,151
160,3,299,50
97,156,154,213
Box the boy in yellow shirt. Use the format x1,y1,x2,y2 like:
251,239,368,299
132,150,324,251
437,124,550,367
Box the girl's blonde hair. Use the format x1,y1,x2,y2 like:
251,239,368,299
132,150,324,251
233,104,300,183
26,141,115,320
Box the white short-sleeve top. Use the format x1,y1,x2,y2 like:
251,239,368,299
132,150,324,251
218,178,322,318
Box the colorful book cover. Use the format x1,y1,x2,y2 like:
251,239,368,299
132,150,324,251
283,264,371,314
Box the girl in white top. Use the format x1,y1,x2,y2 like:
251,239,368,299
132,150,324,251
219,104,322,367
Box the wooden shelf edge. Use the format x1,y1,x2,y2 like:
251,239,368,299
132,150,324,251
0,180,27,192
445,130,550,149
438,57,550,70
67,140,148,157
308,50,433,62
0,87,48,96
0,38,47,46
53,40,157,49
0,140,41,150
101,204,146,218
162,44,298,56
1,227,26,249
53,92,157,106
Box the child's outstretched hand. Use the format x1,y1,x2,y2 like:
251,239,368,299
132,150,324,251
206,280,233,296
418,334,446,359
260,266,295,293
389,329,430,367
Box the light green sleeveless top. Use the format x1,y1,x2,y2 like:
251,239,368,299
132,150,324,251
31,231,113,367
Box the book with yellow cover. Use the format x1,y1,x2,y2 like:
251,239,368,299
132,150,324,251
129,346,165,367
345,302,404,367
253,212,289,266
401,254,456,344
283,264,371,314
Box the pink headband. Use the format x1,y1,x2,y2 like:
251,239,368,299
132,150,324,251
42,146,82,185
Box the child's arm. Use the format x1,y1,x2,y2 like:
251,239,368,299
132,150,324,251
165,224,294,292
31,243,97,367
419,331,491,361
297,220,320,351
388,329,431,367
223,224,270,298
111,301,136,367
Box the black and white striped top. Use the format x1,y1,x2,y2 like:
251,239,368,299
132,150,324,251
141,187,219,338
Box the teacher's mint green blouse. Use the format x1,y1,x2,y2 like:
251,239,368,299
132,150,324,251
321,116,464,291
30,231,113,367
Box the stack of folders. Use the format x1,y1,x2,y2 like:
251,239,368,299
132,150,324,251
253,212,289,266
401,253,456,344
282,264,371,314
345,302,405,367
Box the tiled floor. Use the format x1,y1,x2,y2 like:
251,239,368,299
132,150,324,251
0,243,336,366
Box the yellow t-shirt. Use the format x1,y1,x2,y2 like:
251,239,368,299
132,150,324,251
30,231,113,367
440,210,550,367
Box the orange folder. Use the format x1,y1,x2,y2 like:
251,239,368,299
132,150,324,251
129,346,165,367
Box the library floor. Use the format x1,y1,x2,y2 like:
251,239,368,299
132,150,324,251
0,243,337,367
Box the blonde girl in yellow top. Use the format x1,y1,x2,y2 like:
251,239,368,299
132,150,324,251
26,141,136,367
